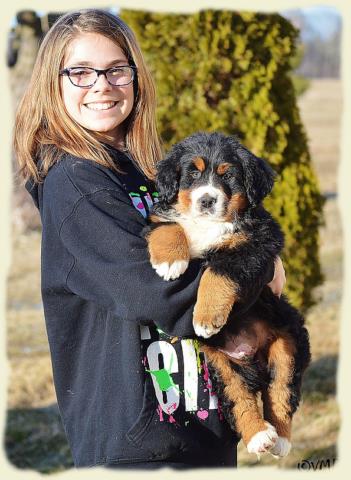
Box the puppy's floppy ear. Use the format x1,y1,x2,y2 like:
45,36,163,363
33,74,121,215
236,145,276,207
155,145,183,204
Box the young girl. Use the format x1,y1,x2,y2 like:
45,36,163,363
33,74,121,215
13,9,285,470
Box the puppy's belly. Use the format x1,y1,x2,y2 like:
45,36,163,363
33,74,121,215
177,217,234,258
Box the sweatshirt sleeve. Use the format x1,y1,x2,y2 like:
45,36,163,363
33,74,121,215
59,186,205,337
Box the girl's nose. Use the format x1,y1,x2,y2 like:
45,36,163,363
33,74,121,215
92,72,112,92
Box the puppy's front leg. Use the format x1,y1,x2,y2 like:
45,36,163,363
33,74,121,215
146,223,190,281
193,268,239,338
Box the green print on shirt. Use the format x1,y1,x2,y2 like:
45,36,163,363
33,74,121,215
193,339,203,374
146,341,180,393
146,368,179,392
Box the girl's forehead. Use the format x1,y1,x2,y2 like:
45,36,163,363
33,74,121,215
64,32,127,66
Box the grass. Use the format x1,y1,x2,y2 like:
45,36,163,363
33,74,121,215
5,79,342,472
6,406,74,473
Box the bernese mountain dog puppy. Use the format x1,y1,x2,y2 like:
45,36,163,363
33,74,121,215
144,131,311,458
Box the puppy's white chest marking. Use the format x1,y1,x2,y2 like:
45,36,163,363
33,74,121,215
177,217,234,258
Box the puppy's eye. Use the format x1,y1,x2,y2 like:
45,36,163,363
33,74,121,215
191,171,202,179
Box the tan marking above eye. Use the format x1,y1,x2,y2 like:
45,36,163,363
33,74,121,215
217,163,232,175
193,157,206,172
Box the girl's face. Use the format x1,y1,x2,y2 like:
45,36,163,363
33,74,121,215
61,33,134,146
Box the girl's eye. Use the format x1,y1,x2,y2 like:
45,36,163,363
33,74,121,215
70,68,92,77
109,67,124,76
191,171,201,179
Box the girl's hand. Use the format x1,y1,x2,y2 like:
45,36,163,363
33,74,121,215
267,256,286,297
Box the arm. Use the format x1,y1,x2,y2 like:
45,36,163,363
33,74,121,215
267,256,286,297
58,188,204,337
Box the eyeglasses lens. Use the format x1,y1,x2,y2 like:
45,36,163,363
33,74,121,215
68,67,133,87
107,67,133,86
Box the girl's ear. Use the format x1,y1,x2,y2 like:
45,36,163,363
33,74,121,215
236,145,276,207
155,146,183,204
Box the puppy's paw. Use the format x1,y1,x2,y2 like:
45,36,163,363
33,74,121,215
152,260,189,280
247,422,278,455
192,311,227,338
269,437,291,458
193,322,222,339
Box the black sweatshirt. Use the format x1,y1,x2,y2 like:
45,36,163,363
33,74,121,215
26,147,238,468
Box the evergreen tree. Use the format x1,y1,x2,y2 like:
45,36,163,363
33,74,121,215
121,9,324,311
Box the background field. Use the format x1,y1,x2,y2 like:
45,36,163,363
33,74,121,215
5,78,342,472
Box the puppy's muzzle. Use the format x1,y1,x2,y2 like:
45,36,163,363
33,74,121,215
199,193,217,212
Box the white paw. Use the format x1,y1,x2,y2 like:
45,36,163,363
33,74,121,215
247,423,278,455
270,437,291,458
152,260,189,280
193,322,222,339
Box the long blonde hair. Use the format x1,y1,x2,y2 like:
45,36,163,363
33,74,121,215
13,9,163,183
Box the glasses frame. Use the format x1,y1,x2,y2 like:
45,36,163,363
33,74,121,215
59,65,137,88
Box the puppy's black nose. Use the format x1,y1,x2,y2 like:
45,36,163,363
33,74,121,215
199,194,217,209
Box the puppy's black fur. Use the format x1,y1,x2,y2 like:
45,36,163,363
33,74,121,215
144,132,311,456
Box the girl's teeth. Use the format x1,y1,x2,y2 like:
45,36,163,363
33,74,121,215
85,102,116,110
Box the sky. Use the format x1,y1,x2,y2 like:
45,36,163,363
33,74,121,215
282,5,341,40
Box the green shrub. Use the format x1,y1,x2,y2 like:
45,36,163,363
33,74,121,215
289,43,311,97
290,74,310,97
121,9,324,311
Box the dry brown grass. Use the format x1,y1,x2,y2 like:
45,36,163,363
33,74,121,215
298,79,342,194
7,309,56,409
7,229,42,309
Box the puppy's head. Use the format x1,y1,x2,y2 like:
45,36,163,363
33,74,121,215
156,132,275,220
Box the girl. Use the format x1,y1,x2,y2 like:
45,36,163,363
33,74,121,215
13,9,285,470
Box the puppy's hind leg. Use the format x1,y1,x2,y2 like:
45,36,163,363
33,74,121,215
262,333,298,458
200,344,278,456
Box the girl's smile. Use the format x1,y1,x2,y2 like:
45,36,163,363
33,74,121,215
84,101,118,111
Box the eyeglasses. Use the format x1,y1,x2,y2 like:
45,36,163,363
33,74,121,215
59,65,137,88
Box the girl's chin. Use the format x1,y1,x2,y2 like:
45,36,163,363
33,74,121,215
84,122,122,134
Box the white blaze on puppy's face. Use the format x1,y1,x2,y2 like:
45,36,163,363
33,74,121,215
190,184,227,219
171,170,235,258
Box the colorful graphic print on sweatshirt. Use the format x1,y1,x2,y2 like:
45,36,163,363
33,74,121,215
128,185,159,218
125,179,224,427
140,325,224,426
